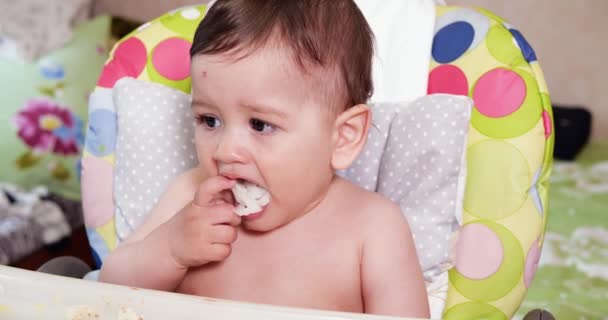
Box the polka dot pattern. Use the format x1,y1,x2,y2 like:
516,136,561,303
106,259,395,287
432,22,474,64
486,25,527,67
428,64,468,95
509,27,537,63
146,37,194,93
159,6,206,37
112,78,197,241
432,9,490,63
542,110,552,138
97,38,147,88
181,7,202,20
465,140,530,220
430,6,553,318
454,224,503,280
151,37,192,81
450,221,524,302
470,68,543,139
473,68,526,118
524,239,541,288
340,95,472,273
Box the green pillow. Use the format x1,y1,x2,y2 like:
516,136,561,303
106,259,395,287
0,16,110,200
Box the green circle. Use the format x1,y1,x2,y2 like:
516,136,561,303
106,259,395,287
470,68,542,139
146,37,193,94
450,221,524,302
486,25,527,67
464,140,530,220
444,302,508,320
159,5,208,38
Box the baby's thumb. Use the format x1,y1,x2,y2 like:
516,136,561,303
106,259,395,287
193,176,236,207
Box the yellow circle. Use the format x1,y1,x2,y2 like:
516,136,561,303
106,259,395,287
465,140,531,220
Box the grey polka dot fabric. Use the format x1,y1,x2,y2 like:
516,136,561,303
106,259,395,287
113,78,198,241
339,94,472,275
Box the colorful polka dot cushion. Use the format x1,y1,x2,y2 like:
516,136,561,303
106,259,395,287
428,7,553,320
81,5,553,319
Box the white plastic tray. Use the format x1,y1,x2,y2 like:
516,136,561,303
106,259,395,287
0,266,420,320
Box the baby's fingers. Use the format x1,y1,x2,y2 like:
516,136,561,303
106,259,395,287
193,176,236,207
206,243,233,261
207,206,242,226
209,225,238,244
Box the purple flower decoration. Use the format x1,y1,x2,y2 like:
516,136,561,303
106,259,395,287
15,99,84,155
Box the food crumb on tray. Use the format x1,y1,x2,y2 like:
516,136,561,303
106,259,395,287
66,305,99,320
118,307,143,320
66,305,143,320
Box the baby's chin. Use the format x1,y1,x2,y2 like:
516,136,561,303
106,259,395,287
240,206,288,233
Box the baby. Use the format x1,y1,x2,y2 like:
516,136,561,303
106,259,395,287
99,0,429,317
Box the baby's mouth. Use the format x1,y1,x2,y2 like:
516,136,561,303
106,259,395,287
231,180,270,217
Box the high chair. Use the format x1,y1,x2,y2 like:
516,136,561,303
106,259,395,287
79,3,553,319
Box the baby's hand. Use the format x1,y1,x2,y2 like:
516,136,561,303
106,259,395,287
167,176,241,268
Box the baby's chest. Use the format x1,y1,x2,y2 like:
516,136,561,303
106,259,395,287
179,235,362,311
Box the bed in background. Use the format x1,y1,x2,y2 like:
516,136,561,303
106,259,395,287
517,141,608,319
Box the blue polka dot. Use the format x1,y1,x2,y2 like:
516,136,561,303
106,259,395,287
510,28,537,62
85,109,117,157
432,22,475,64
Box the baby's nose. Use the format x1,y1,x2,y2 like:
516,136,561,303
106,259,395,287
213,130,247,164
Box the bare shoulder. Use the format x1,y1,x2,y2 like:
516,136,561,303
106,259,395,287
332,177,407,234
335,179,429,317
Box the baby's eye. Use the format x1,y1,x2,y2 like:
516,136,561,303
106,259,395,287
250,118,275,134
198,115,221,129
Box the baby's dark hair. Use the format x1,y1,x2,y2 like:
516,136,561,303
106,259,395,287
190,0,374,110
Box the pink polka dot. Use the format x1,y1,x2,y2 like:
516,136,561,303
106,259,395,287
524,239,541,287
97,37,148,88
152,38,192,81
428,64,469,96
473,68,526,118
81,156,114,228
454,224,504,280
542,110,552,139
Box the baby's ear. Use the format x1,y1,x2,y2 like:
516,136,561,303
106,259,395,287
331,104,371,170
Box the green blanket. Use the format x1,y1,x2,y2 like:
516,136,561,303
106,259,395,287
517,142,608,319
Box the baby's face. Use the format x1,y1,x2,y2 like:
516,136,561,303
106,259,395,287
190,46,338,232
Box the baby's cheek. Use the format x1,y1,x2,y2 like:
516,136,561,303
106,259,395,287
194,131,213,165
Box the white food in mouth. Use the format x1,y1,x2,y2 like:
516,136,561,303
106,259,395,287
232,181,270,216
